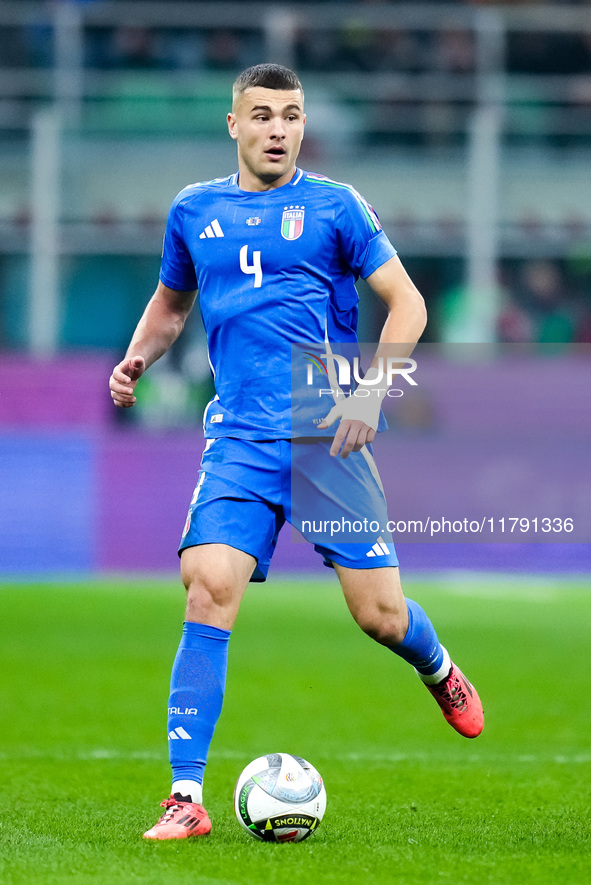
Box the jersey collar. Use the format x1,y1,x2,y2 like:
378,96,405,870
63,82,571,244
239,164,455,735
232,167,304,191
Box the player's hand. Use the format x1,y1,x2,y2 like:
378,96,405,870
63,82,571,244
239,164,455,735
109,355,145,408
317,393,381,458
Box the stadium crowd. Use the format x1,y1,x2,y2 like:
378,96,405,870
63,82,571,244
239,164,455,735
497,259,591,345
398,257,591,345
2,2,591,78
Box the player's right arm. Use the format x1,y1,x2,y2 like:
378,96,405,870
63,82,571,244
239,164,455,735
109,281,197,408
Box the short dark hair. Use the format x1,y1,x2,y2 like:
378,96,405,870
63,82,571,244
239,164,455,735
232,64,303,102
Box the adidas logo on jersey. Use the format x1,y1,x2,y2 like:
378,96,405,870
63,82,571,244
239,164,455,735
199,219,224,239
366,536,390,558
168,727,192,740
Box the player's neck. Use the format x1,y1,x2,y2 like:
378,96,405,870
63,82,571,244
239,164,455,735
236,165,298,193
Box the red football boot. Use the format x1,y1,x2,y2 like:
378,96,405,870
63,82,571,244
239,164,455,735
143,794,212,840
426,663,484,738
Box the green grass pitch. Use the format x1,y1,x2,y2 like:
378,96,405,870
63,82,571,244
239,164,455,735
1,574,590,884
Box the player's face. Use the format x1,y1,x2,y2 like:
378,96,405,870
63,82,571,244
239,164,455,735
228,87,305,191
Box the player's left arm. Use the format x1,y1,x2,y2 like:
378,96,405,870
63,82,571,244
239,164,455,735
366,254,427,351
319,255,427,457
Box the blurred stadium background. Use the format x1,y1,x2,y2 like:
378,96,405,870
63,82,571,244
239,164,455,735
0,0,589,576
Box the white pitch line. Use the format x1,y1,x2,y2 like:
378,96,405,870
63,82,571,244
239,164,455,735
0,749,589,765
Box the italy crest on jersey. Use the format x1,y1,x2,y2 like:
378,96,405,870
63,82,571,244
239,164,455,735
281,206,305,240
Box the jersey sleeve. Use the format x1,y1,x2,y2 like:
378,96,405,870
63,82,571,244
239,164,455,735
159,192,198,292
334,187,397,280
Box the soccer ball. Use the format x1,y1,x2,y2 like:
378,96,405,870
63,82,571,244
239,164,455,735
234,752,327,842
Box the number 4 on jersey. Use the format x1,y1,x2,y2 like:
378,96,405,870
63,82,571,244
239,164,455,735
240,245,262,288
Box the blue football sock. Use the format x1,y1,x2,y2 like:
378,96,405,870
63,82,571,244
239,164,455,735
168,621,230,786
388,598,450,684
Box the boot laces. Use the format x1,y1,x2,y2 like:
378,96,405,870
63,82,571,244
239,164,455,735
157,797,186,824
434,671,468,711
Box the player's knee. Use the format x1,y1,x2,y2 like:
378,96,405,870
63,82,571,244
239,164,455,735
356,609,408,647
184,573,231,609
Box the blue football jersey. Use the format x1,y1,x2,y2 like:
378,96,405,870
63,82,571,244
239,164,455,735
159,167,397,438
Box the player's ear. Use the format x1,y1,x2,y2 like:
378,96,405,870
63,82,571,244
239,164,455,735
227,112,238,140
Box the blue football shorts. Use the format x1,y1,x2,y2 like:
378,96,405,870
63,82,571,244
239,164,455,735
179,437,398,582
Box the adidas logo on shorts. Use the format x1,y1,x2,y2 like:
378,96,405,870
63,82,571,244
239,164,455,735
366,536,390,558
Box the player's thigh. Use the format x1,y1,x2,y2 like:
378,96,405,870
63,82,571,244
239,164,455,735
180,543,256,629
290,440,396,558
335,563,408,643
181,438,285,582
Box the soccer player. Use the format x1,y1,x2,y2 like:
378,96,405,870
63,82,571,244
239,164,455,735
109,63,484,841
